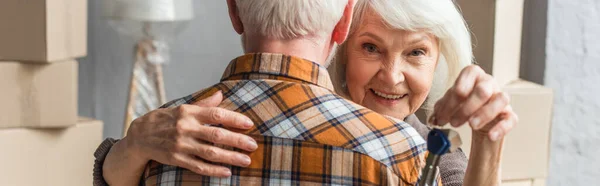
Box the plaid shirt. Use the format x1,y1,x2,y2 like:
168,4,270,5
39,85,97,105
143,53,440,186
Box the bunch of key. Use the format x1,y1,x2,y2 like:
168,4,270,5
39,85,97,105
418,128,462,186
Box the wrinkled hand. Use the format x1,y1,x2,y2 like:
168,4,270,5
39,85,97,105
430,65,518,141
124,91,258,177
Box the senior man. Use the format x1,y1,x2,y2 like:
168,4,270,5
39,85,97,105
94,0,438,185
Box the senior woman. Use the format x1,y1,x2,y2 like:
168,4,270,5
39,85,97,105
328,0,517,185
95,0,516,185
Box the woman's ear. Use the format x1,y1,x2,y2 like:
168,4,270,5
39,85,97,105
226,0,244,35
331,0,356,44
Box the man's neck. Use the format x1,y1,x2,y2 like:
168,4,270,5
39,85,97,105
242,35,332,66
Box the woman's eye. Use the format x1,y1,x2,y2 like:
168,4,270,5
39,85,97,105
409,49,426,56
362,43,379,53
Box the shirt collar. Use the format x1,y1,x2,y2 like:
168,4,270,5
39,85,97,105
221,53,334,91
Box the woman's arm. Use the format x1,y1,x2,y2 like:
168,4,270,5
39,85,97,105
431,65,518,186
101,137,148,186
95,91,259,186
463,132,504,186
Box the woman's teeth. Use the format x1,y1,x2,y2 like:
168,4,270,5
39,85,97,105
371,89,406,100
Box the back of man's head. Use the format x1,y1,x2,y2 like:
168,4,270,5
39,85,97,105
235,0,349,39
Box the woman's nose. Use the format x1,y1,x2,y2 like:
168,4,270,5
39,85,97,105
377,60,405,86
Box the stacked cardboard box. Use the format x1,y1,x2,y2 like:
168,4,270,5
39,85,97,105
453,0,553,185
0,0,102,185
0,118,103,186
0,0,87,62
502,178,546,186
0,61,78,128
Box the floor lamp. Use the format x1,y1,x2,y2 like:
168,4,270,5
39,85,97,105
104,0,194,136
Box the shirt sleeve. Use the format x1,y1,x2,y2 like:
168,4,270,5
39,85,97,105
438,148,468,186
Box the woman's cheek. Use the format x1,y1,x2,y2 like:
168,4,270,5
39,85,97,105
345,55,376,104
405,68,435,112
409,77,430,106
345,62,365,104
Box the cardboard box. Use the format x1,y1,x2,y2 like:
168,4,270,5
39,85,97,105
0,117,103,186
452,80,553,180
455,0,525,85
532,178,546,186
0,0,87,62
501,178,547,186
0,60,77,128
502,179,533,186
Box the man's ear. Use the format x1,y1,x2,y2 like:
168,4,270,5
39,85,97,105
331,0,356,44
226,0,244,35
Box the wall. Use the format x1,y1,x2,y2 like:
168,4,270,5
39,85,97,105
545,0,600,185
79,1,243,138
520,0,548,84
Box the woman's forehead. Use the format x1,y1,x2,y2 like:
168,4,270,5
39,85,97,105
354,21,437,44
353,9,437,41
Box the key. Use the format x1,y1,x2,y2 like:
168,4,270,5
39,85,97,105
418,128,462,186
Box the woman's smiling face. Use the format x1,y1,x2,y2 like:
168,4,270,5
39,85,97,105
345,9,440,119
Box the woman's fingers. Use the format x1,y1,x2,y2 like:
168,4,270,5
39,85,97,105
431,65,517,141
453,65,485,96
193,90,224,108
468,92,511,130
180,137,252,167
176,92,254,131
450,76,497,127
434,88,462,125
486,109,517,141
171,94,257,151
161,117,253,174
175,103,254,130
170,153,232,177
192,124,258,152
126,90,259,178
194,107,254,129
430,64,518,142
434,65,487,126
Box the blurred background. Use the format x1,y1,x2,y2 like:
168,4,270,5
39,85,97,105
1,0,598,185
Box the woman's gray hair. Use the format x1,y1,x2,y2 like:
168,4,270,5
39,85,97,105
328,0,473,113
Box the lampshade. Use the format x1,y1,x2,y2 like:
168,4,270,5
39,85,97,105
104,0,194,22
104,0,194,42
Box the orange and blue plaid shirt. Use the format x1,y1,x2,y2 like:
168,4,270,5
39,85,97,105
143,53,440,186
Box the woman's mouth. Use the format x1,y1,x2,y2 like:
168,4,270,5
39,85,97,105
370,89,407,100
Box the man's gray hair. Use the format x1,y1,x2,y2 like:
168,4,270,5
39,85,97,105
235,0,349,39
